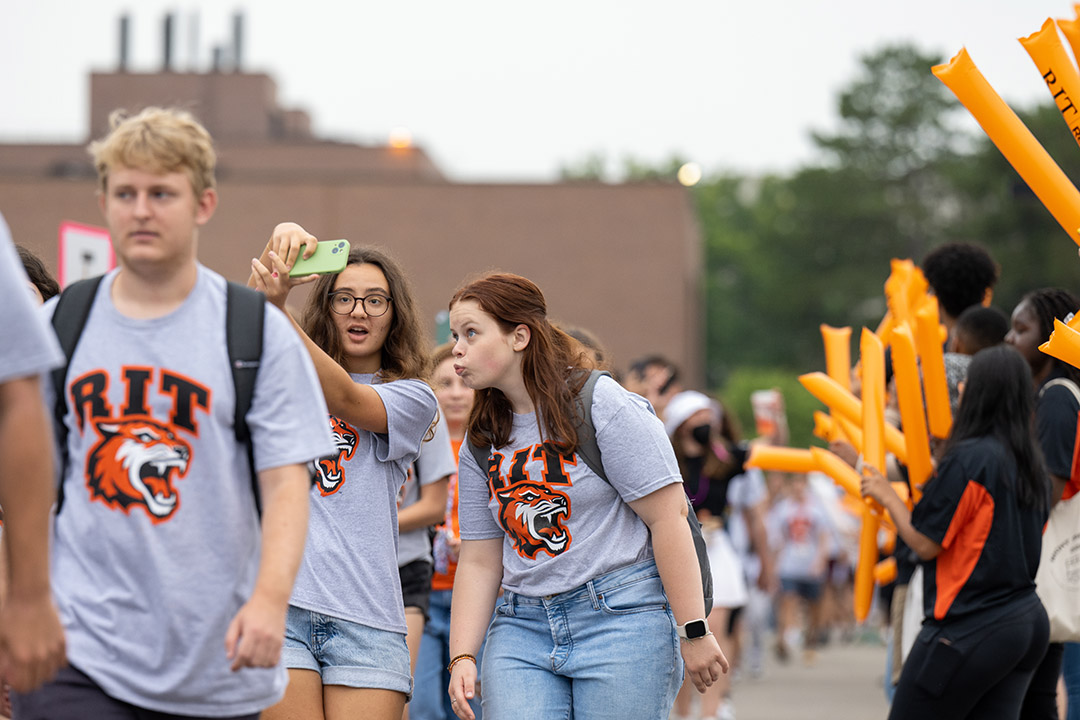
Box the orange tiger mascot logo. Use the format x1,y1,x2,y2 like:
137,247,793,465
495,481,571,559
313,416,358,496
85,418,192,523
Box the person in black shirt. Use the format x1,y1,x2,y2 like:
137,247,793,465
1007,287,1080,720
863,346,1051,720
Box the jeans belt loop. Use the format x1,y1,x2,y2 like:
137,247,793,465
587,579,600,610
506,589,517,616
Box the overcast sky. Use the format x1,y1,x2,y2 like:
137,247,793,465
0,1,1071,181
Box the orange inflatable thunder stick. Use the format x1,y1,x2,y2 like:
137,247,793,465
933,48,1080,247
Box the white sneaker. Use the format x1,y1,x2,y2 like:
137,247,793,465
707,700,736,720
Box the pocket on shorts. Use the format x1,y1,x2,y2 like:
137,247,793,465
597,577,669,616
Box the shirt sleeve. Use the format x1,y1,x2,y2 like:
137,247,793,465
1036,383,1080,480
911,450,971,547
456,437,504,540
416,412,457,485
731,468,767,510
369,379,438,464
590,376,683,502
0,227,63,384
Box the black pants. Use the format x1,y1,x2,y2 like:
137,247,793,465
13,664,261,720
1020,641,1064,720
889,599,1050,720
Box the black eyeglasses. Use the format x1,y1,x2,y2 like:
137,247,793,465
328,291,392,317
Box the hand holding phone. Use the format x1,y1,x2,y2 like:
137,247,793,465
289,239,350,277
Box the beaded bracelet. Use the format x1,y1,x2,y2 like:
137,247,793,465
447,653,477,673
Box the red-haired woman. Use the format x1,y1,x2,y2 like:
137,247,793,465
445,273,726,720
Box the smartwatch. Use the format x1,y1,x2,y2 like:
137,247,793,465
676,619,710,640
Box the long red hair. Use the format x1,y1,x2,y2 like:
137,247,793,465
450,273,595,453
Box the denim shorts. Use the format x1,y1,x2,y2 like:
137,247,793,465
480,559,683,720
283,605,412,698
780,577,824,602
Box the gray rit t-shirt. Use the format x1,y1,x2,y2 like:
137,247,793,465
46,266,335,716
769,495,830,581
0,213,62,384
294,373,438,634
458,375,682,597
398,411,456,568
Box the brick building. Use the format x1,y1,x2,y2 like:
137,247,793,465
0,65,704,383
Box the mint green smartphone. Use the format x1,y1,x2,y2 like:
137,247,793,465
289,239,350,277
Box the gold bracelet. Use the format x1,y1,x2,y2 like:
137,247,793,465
447,653,477,673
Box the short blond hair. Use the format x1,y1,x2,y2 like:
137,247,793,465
88,107,216,196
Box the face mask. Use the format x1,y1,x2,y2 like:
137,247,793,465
691,423,711,447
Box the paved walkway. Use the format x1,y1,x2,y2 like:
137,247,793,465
680,634,891,720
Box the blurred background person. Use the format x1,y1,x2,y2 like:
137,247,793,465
1006,288,1080,720
413,343,481,720
768,473,831,666
863,346,1050,720
397,413,453,720
16,245,59,304
624,354,681,419
666,390,749,720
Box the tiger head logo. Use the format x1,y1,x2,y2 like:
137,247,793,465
495,481,571,559
313,416,359,496
86,418,192,523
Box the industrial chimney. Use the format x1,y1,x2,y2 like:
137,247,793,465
118,14,130,72
162,12,174,72
232,11,244,72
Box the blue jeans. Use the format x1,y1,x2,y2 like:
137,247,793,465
480,559,683,720
1064,642,1080,720
412,589,483,720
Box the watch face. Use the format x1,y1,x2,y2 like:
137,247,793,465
684,620,708,639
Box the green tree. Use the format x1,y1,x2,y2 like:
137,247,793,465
941,102,1080,312
694,44,973,387
562,42,1080,444
558,152,608,182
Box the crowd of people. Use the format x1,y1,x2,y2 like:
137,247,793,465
1,103,1079,720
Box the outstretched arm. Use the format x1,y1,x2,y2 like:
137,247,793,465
225,463,310,671
399,477,449,533
743,501,776,592
0,375,66,692
249,222,389,433
861,466,941,561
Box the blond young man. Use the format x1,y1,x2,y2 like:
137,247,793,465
12,108,335,720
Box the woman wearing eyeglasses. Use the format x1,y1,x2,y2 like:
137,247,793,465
249,224,438,720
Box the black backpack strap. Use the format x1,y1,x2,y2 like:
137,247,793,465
226,282,265,515
572,368,713,615
465,432,491,480
50,276,105,514
464,370,611,484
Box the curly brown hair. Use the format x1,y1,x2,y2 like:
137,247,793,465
17,245,60,301
301,245,430,382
